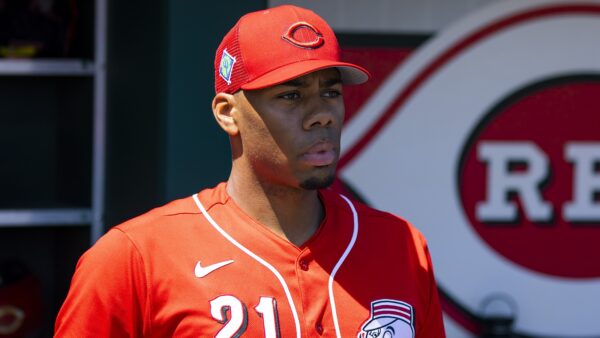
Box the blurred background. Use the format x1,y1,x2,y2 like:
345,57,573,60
1,0,598,337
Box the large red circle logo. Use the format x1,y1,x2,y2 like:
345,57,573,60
459,76,600,278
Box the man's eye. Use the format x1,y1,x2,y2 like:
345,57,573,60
324,90,342,98
279,92,300,100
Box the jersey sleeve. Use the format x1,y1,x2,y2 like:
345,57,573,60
55,228,149,337
416,235,446,338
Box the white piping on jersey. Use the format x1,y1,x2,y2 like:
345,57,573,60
193,193,359,338
330,194,359,338
192,194,302,338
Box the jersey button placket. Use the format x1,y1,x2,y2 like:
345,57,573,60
315,322,324,335
299,258,309,271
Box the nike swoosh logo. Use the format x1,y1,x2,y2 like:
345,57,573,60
194,260,234,278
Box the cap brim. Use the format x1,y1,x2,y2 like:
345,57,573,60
361,316,399,331
241,59,370,91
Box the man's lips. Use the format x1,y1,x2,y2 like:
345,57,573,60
301,142,337,166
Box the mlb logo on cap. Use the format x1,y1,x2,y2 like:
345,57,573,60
219,49,236,85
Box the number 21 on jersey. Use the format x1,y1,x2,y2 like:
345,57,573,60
210,295,281,338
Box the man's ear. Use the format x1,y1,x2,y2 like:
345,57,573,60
212,92,239,136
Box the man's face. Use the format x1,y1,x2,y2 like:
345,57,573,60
363,319,411,338
234,68,344,190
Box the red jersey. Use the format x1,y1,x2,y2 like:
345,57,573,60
55,182,445,337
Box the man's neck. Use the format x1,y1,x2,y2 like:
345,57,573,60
226,172,324,247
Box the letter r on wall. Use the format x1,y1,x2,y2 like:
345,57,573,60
476,141,553,223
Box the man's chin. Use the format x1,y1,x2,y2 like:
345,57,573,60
299,174,335,190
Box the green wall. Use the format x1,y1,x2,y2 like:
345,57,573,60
106,0,265,227
164,1,265,201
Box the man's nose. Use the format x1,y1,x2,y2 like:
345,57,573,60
302,98,337,129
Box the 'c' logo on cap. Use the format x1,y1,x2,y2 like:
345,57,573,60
282,21,324,49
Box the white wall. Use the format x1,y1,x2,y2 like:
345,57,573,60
269,0,501,33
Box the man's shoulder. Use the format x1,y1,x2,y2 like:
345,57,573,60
322,189,424,239
356,200,417,232
116,197,196,231
322,189,408,222
114,183,227,236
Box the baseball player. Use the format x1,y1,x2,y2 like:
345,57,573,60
55,5,445,338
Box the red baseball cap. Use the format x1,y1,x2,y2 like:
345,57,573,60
214,5,370,94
